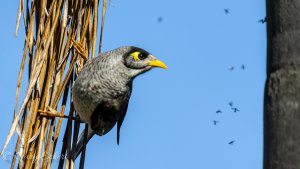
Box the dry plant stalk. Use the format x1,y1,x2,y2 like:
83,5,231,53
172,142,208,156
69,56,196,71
1,0,108,168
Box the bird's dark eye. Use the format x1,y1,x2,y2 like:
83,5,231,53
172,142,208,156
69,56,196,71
138,53,147,60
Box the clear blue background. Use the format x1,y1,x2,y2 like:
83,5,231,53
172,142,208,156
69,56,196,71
0,0,266,168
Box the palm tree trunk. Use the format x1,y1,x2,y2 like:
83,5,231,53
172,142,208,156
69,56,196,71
264,0,300,169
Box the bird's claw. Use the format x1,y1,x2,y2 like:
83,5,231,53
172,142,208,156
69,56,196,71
72,39,88,60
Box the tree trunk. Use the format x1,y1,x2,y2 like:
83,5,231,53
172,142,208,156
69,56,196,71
264,1,300,169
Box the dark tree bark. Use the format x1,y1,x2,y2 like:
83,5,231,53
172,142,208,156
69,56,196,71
264,1,300,169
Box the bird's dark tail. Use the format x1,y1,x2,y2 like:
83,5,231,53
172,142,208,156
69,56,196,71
117,123,121,145
74,126,95,159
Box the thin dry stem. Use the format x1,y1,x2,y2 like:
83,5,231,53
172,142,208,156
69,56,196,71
99,0,107,54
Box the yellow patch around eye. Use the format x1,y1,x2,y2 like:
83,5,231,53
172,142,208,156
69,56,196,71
131,51,140,61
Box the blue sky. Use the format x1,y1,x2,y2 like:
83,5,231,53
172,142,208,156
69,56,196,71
0,0,266,168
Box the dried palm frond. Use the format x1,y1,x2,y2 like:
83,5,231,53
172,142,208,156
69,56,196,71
1,0,108,168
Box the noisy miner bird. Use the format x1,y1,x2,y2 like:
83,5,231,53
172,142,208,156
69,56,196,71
72,46,167,157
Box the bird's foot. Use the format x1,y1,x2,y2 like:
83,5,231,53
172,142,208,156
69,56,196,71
72,39,88,60
38,106,77,120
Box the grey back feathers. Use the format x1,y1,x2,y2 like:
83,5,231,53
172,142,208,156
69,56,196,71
73,46,146,124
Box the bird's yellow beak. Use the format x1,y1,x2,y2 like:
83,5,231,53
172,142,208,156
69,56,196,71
148,59,168,69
